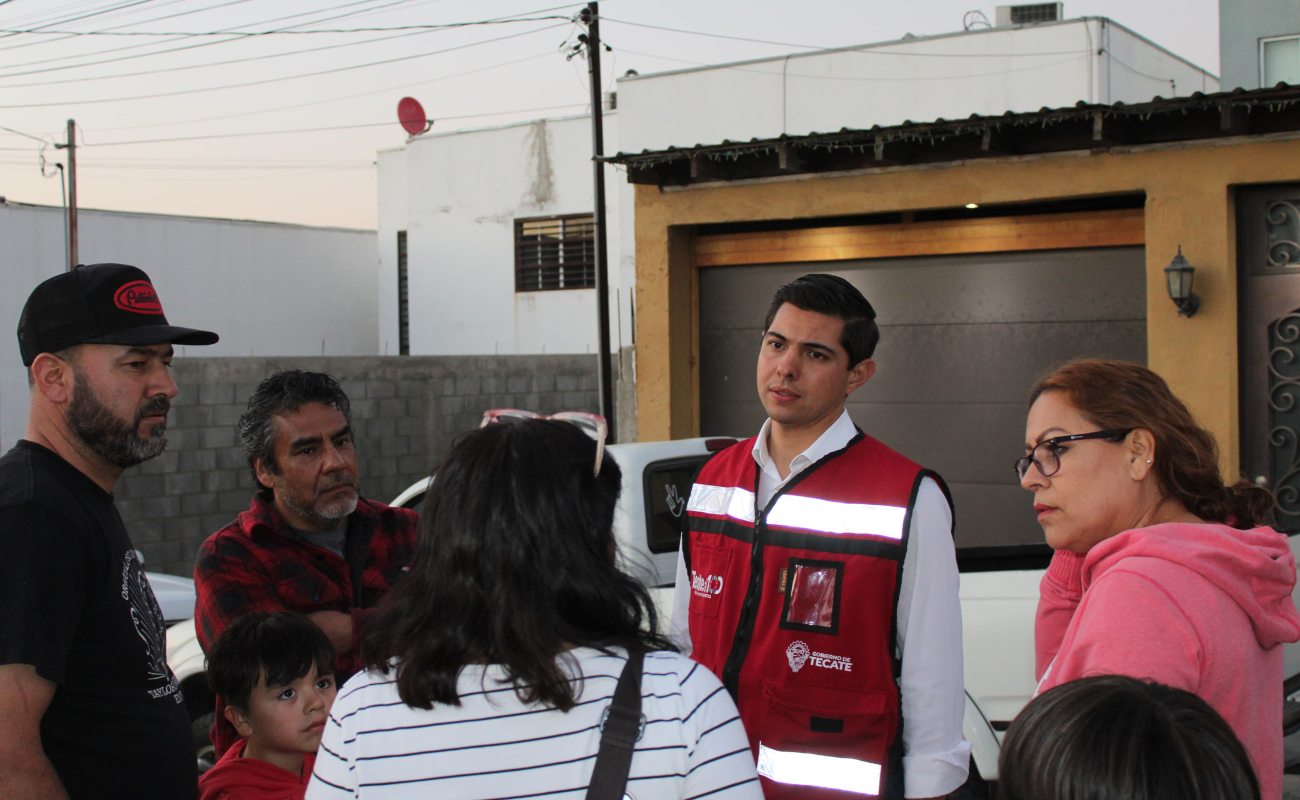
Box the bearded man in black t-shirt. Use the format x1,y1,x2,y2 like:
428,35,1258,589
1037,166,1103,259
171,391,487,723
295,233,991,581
0,264,219,800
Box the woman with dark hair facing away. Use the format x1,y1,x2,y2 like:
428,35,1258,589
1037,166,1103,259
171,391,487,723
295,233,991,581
1019,359,1300,800
998,675,1260,800
307,418,762,800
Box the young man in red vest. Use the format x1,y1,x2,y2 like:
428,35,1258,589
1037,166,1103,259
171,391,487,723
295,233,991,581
671,274,969,799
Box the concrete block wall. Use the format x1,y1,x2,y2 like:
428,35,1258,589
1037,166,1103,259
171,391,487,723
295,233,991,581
120,355,598,577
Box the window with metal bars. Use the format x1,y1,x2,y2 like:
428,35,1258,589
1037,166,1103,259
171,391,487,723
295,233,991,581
397,231,410,356
515,214,596,292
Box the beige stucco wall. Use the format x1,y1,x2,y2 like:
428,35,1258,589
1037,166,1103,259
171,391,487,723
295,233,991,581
632,135,1300,479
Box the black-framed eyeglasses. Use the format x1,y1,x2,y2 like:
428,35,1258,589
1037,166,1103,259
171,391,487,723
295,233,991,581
1014,429,1132,480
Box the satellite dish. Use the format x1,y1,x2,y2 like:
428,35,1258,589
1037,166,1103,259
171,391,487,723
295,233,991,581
397,97,430,137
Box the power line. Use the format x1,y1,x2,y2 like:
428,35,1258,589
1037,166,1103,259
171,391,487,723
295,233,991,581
1,0,137,29
0,161,373,182
0,0,419,64
81,156,372,167
104,0,261,30
0,157,373,170
0,4,574,82
0,0,152,31
0,9,576,85
93,154,371,162
0,26,437,86
0,1,342,65
0,0,263,58
93,49,557,132
604,18,1086,59
0,0,157,43
81,103,588,147
0,123,50,143
1107,50,1177,91
0,15,577,37
613,45,1088,82
0,22,569,108
0,0,426,75
603,18,824,50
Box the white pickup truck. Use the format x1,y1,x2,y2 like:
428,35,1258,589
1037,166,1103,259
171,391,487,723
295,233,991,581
165,436,1300,792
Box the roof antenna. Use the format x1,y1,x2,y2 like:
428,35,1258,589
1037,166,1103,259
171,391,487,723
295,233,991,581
964,10,992,30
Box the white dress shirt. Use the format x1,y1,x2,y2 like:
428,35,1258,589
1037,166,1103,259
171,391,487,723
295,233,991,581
670,408,971,798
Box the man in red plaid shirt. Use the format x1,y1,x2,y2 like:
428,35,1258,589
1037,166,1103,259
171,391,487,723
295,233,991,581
194,371,419,758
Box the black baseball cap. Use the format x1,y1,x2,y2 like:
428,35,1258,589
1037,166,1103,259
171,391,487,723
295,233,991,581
18,263,219,366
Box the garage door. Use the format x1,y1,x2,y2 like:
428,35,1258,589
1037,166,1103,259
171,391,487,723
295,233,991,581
698,246,1147,551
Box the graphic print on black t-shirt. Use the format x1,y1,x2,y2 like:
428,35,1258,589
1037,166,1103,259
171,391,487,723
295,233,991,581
121,549,182,702
0,441,197,800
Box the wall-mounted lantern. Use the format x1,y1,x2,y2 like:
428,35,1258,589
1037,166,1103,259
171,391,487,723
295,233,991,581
1164,246,1200,317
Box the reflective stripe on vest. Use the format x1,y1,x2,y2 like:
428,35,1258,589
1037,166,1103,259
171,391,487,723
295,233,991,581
690,484,906,540
687,484,757,523
756,744,882,796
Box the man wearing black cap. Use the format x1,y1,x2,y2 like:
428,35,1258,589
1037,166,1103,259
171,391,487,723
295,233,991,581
0,264,217,799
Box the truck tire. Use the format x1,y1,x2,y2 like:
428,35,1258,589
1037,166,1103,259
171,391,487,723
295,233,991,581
193,711,217,774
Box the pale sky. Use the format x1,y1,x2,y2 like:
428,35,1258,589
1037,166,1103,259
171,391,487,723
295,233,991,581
0,0,1221,230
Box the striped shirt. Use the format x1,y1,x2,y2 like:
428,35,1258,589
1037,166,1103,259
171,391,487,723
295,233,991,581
306,648,762,800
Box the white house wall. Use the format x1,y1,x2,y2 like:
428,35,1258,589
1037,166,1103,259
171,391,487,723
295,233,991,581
1,202,378,449
381,113,622,357
1101,21,1220,103
615,19,1218,155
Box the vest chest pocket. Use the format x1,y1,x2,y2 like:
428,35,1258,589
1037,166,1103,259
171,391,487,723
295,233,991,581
757,680,896,798
687,544,733,619
779,558,843,635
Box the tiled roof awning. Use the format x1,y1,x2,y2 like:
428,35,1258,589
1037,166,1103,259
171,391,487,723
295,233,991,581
606,85,1300,187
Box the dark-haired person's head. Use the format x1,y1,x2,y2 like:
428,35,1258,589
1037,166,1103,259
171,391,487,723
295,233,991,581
1021,359,1274,556
206,611,337,763
238,370,359,531
363,418,673,712
758,274,879,430
998,676,1259,800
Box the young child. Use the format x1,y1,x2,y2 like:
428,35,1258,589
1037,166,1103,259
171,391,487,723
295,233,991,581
200,611,337,800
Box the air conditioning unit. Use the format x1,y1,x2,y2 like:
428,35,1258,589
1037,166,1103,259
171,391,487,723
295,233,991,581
994,3,1064,25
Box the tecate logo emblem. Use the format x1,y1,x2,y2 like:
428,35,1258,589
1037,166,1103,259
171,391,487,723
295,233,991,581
690,570,724,598
113,281,164,315
786,640,852,673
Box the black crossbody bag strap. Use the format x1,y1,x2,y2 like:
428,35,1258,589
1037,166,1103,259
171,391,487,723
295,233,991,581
586,649,646,800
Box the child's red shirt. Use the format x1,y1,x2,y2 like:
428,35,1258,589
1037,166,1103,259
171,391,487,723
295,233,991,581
198,739,315,800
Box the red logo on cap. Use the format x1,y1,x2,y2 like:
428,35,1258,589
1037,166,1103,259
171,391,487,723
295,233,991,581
113,281,164,315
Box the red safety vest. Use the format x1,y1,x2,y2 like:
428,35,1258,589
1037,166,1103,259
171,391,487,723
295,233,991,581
684,429,950,800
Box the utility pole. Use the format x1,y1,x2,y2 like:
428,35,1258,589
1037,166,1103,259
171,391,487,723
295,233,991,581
580,2,615,439
55,119,77,270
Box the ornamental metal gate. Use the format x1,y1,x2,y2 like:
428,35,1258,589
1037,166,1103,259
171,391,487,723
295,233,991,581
1240,185,1300,532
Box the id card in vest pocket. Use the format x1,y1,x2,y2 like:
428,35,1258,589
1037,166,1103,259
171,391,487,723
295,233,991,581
756,681,896,798
779,558,843,635
687,544,732,619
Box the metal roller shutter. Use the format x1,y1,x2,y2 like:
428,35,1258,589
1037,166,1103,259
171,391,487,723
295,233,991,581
698,246,1146,549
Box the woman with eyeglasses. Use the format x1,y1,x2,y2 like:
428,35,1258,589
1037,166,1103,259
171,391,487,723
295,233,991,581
306,416,762,800
1018,359,1300,800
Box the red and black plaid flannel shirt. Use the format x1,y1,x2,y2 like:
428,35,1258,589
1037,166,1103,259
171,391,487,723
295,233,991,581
194,489,418,756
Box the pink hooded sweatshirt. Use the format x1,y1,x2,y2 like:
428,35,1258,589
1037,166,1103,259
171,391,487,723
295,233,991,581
1035,522,1300,800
